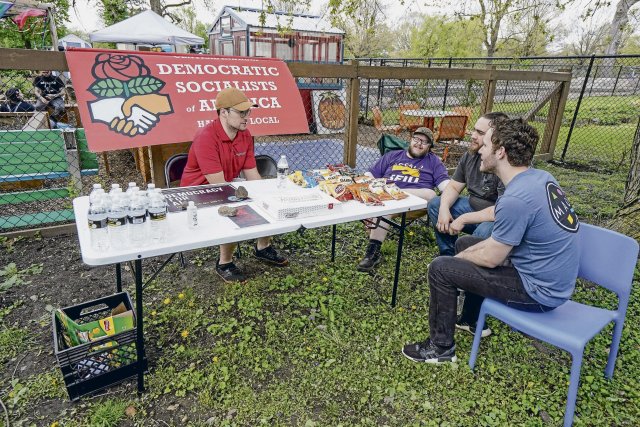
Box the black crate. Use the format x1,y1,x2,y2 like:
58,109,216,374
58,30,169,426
52,292,146,400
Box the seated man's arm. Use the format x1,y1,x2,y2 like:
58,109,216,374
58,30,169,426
436,179,465,233
403,187,437,201
204,172,226,184
455,236,512,268
404,177,450,202
448,206,495,235
242,167,261,181
34,87,47,104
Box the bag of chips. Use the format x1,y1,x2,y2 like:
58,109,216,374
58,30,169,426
384,183,408,200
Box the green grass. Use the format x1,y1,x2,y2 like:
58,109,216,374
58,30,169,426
0,162,637,426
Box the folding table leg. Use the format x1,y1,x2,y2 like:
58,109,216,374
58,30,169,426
134,259,145,394
391,212,407,307
331,224,337,262
116,263,122,293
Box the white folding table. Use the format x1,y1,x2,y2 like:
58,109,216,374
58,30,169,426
73,179,427,393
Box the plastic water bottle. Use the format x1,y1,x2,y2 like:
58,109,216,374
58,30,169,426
127,189,146,246
107,189,128,248
87,192,109,251
125,182,137,206
106,183,120,206
148,189,168,243
187,201,198,229
89,183,103,207
277,155,289,189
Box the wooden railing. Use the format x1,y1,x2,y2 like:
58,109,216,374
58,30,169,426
1,48,572,185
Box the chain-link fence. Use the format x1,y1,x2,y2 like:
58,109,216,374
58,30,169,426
0,67,114,231
0,53,618,234
359,55,640,170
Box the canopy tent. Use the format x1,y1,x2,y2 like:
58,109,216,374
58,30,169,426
89,10,204,46
59,33,91,49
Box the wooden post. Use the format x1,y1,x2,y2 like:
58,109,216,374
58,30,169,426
149,145,165,186
46,5,59,51
344,60,360,168
540,73,572,160
62,129,82,194
480,66,497,115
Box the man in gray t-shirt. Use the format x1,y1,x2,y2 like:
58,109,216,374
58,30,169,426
427,112,508,257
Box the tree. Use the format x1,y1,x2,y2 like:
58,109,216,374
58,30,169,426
497,2,556,56
455,0,564,57
172,5,209,49
406,15,485,58
329,0,395,58
613,119,640,241
604,0,640,56
560,22,610,55
0,0,70,49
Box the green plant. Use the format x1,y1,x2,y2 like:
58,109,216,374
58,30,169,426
0,235,24,253
0,262,43,291
88,399,129,427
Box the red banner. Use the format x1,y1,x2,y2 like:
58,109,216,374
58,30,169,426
65,49,309,152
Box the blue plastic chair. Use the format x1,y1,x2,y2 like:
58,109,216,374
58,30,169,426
468,223,639,427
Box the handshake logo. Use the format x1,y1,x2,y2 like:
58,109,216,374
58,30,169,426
87,54,173,137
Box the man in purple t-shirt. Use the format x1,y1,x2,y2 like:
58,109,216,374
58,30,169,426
358,127,450,272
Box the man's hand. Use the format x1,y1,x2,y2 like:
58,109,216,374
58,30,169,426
449,216,466,235
437,209,453,233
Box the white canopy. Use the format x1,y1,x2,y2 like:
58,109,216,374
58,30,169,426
89,10,204,46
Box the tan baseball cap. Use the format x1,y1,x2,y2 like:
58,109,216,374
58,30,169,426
215,87,258,111
413,127,434,143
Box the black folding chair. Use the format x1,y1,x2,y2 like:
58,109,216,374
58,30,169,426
164,153,189,188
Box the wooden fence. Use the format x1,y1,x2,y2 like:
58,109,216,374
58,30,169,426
1,48,571,186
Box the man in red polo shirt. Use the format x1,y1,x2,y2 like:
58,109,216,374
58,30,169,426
181,87,288,282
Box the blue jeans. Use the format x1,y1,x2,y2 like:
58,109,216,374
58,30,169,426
427,196,494,256
428,236,555,348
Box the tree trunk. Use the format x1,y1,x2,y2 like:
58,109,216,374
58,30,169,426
604,0,639,56
150,0,163,15
602,0,640,75
612,118,640,240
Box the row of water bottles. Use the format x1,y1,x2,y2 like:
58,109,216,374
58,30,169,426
87,182,168,251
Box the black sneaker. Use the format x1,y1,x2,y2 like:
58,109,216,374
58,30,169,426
402,339,457,364
254,245,289,266
456,317,492,337
216,261,246,283
357,241,382,272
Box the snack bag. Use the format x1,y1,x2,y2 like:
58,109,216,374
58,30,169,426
369,179,394,201
287,170,307,187
354,175,373,184
320,181,353,201
359,188,384,206
384,183,408,200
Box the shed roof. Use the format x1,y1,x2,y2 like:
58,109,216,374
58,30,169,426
209,6,344,35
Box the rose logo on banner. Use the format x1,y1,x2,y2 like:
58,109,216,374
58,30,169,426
87,54,174,137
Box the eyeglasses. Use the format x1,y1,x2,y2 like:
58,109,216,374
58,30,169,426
411,136,431,146
228,108,251,118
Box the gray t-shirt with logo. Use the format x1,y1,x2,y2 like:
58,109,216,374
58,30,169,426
452,151,503,211
492,168,580,307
